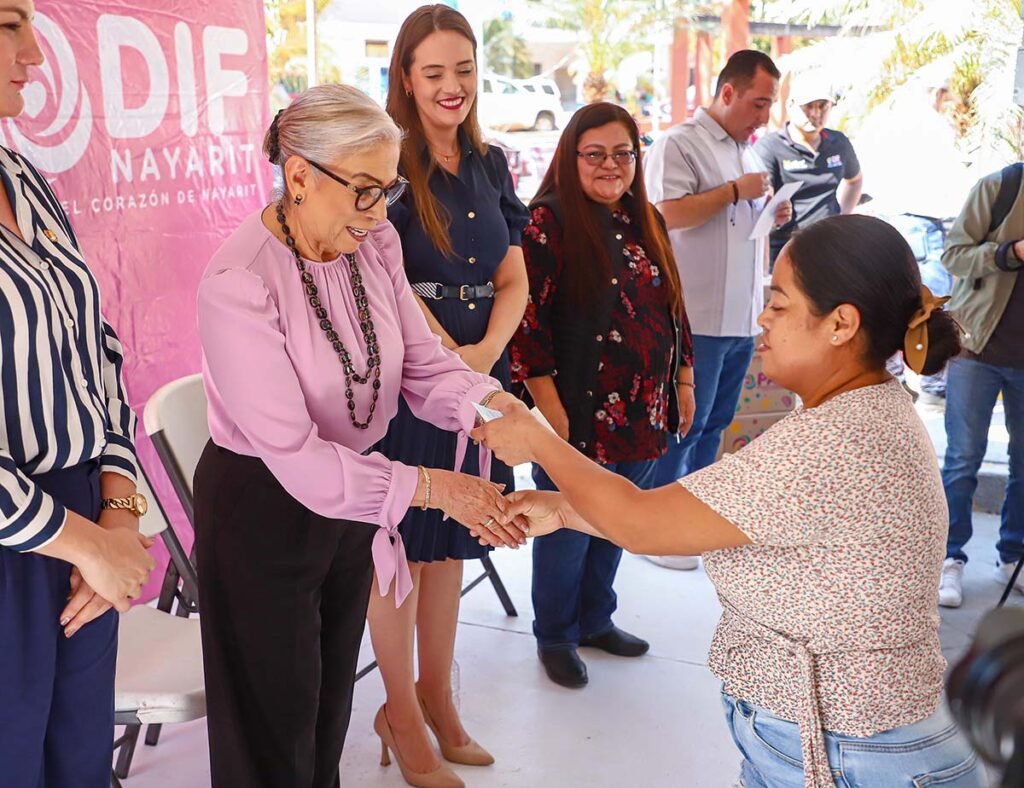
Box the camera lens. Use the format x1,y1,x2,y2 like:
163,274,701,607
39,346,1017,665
947,607,1024,773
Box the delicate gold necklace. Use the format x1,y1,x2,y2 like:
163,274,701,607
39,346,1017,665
430,145,460,163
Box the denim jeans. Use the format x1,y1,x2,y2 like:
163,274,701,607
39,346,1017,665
652,335,755,486
531,459,658,651
721,692,985,787
943,357,1024,565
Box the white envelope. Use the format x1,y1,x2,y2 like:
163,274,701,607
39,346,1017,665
748,181,801,240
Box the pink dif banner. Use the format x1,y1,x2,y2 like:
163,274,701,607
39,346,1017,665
5,1,273,595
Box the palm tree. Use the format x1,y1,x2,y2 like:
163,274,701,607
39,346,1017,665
761,0,1024,162
527,1,742,104
485,16,535,80
529,0,654,102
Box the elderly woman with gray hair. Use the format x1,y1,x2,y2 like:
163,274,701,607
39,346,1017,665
192,84,525,788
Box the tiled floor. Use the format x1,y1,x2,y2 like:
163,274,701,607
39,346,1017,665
115,507,1015,787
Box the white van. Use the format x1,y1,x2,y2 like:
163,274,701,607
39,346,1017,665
478,74,562,131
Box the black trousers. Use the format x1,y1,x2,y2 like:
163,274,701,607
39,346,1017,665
194,441,377,788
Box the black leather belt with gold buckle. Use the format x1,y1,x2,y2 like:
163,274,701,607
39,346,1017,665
411,282,495,301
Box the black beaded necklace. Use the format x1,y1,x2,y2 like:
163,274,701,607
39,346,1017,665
275,202,382,429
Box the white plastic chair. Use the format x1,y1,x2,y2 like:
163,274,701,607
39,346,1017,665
112,373,211,777
111,466,204,786
142,373,209,527
140,373,517,690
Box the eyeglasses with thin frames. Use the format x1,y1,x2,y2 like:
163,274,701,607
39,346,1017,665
576,150,638,167
307,160,409,211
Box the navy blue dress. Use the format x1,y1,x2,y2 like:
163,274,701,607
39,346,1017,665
381,136,529,562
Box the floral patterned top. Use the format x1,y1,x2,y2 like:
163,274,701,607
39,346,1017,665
511,204,693,464
680,380,947,788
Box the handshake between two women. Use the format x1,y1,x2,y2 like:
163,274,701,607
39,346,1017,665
460,396,740,559
462,392,745,556
459,398,606,551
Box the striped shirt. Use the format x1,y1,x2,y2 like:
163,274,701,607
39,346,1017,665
0,146,137,552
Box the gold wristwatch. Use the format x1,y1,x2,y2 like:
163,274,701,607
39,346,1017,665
101,493,149,517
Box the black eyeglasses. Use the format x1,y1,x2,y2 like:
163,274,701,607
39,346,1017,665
307,160,409,210
576,150,638,167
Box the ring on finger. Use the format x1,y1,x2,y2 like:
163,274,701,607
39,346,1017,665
483,517,496,530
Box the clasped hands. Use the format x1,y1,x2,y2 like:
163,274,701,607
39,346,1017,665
59,508,155,639
455,398,572,547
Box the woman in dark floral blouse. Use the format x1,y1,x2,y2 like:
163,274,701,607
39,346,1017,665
510,102,694,689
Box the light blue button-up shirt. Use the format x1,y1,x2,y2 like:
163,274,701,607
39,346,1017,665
645,109,768,337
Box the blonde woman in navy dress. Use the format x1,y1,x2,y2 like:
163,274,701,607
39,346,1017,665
367,5,529,785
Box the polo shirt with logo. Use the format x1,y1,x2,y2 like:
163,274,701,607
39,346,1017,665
754,125,861,262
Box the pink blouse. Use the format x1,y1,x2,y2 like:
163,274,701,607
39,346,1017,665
198,210,499,605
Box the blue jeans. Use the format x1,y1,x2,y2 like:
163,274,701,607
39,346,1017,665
721,693,985,787
653,335,755,485
943,357,1024,565
531,459,658,651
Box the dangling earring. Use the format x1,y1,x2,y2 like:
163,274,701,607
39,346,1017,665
294,194,304,206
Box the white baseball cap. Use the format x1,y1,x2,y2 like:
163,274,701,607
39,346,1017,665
788,72,835,107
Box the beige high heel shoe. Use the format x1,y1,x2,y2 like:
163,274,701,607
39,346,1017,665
416,686,495,767
374,705,464,788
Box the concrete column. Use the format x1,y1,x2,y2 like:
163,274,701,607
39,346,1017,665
694,31,713,109
721,0,751,57
771,35,794,59
770,36,795,129
670,19,690,125
305,0,318,88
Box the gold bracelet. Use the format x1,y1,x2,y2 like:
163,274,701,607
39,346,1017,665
479,389,502,409
419,466,432,511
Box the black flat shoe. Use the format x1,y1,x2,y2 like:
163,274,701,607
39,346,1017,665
538,649,588,688
579,626,650,657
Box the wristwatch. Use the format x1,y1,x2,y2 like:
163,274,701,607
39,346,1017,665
101,493,149,517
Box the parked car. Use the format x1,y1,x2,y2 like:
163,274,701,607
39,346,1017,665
519,77,562,108
478,73,562,132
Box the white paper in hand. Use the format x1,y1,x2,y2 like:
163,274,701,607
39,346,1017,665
473,402,503,422
748,181,801,240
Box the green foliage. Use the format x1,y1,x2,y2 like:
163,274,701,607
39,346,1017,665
528,0,653,101
763,0,1024,162
264,0,339,96
484,16,536,79
866,30,954,110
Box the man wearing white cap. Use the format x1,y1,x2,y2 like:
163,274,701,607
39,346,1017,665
755,71,863,268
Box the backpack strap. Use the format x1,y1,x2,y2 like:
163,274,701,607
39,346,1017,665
988,162,1024,237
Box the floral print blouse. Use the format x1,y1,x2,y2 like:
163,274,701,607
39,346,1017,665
680,381,947,787
511,204,693,464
